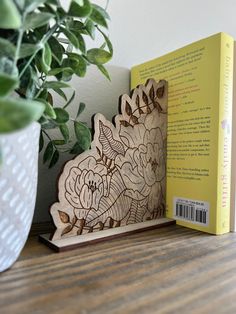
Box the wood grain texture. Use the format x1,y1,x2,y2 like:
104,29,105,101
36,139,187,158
1,225,236,314
50,79,167,242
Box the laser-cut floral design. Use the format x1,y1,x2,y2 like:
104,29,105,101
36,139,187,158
50,79,167,240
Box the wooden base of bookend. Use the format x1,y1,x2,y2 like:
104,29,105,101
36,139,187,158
39,218,175,252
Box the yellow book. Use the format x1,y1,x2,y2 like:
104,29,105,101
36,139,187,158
131,33,234,234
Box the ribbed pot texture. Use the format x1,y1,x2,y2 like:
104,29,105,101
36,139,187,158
0,122,40,272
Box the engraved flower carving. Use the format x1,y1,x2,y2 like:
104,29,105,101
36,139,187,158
115,108,166,213
65,156,110,218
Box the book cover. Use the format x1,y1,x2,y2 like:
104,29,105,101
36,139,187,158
131,33,234,234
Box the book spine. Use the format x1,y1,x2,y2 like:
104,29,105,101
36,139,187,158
216,33,234,234
230,42,236,232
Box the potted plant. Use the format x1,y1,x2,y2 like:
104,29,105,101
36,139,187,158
0,0,112,272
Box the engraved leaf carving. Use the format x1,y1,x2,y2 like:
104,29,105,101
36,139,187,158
71,216,78,226
156,86,165,98
149,85,155,101
125,101,132,116
99,121,125,159
131,115,139,124
77,228,83,235
96,146,102,157
153,101,162,112
127,200,147,224
135,94,144,114
120,120,133,127
147,106,151,114
61,224,73,236
142,91,149,105
58,210,70,223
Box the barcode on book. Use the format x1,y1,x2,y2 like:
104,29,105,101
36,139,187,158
174,197,209,226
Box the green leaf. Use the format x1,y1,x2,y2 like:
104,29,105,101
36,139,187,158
74,121,91,150
68,0,92,18
52,140,66,145
54,108,69,124
45,103,56,119
40,118,57,129
63,28,79,49
38,89,48,100
97,27,113,55
60,124,69,142
47,92,53,105
67,53,87,77
58,38,69,44
76,102,86,118
24,12,54,30
39,131,44,152
61,71,73,82
68,20,85,31
63,90,75,109
100,42,106,50
76,33,86,54
37,98,56,119
43,141,54,163
97,64,111,81
0,0,21,29
48,67,72,76
0,97,45,133
90,4,108,28
24,0,47,13
53,88,67,101
14,0,25,10
86,48,111,65
92,4,110,20
49,149,59,168
19,43,41,59
48,36,65,64
0,38,16,58
0,73,18,97
25,79,37,99
18,64,38,99
39,2,56,15
85,19,95,39
69,142,83,154
46,0,58,5
41,43,52,74
44,81,70,89
68,24,86,53
0,57,17,76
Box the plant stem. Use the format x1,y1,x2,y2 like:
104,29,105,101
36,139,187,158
42,129,58,150
14,29,24,70
42,129,52,142
35,75,46,99
42,129,69,153
19,20,63,79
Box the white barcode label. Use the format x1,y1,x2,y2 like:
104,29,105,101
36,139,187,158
174,197,209,226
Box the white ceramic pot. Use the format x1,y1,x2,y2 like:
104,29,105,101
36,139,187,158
0,122,40,272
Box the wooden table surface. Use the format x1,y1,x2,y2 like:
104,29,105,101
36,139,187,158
1,224,236,314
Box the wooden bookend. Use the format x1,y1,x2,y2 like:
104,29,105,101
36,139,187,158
40,79,175,252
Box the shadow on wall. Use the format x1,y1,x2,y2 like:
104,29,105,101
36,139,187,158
34,65,130,223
